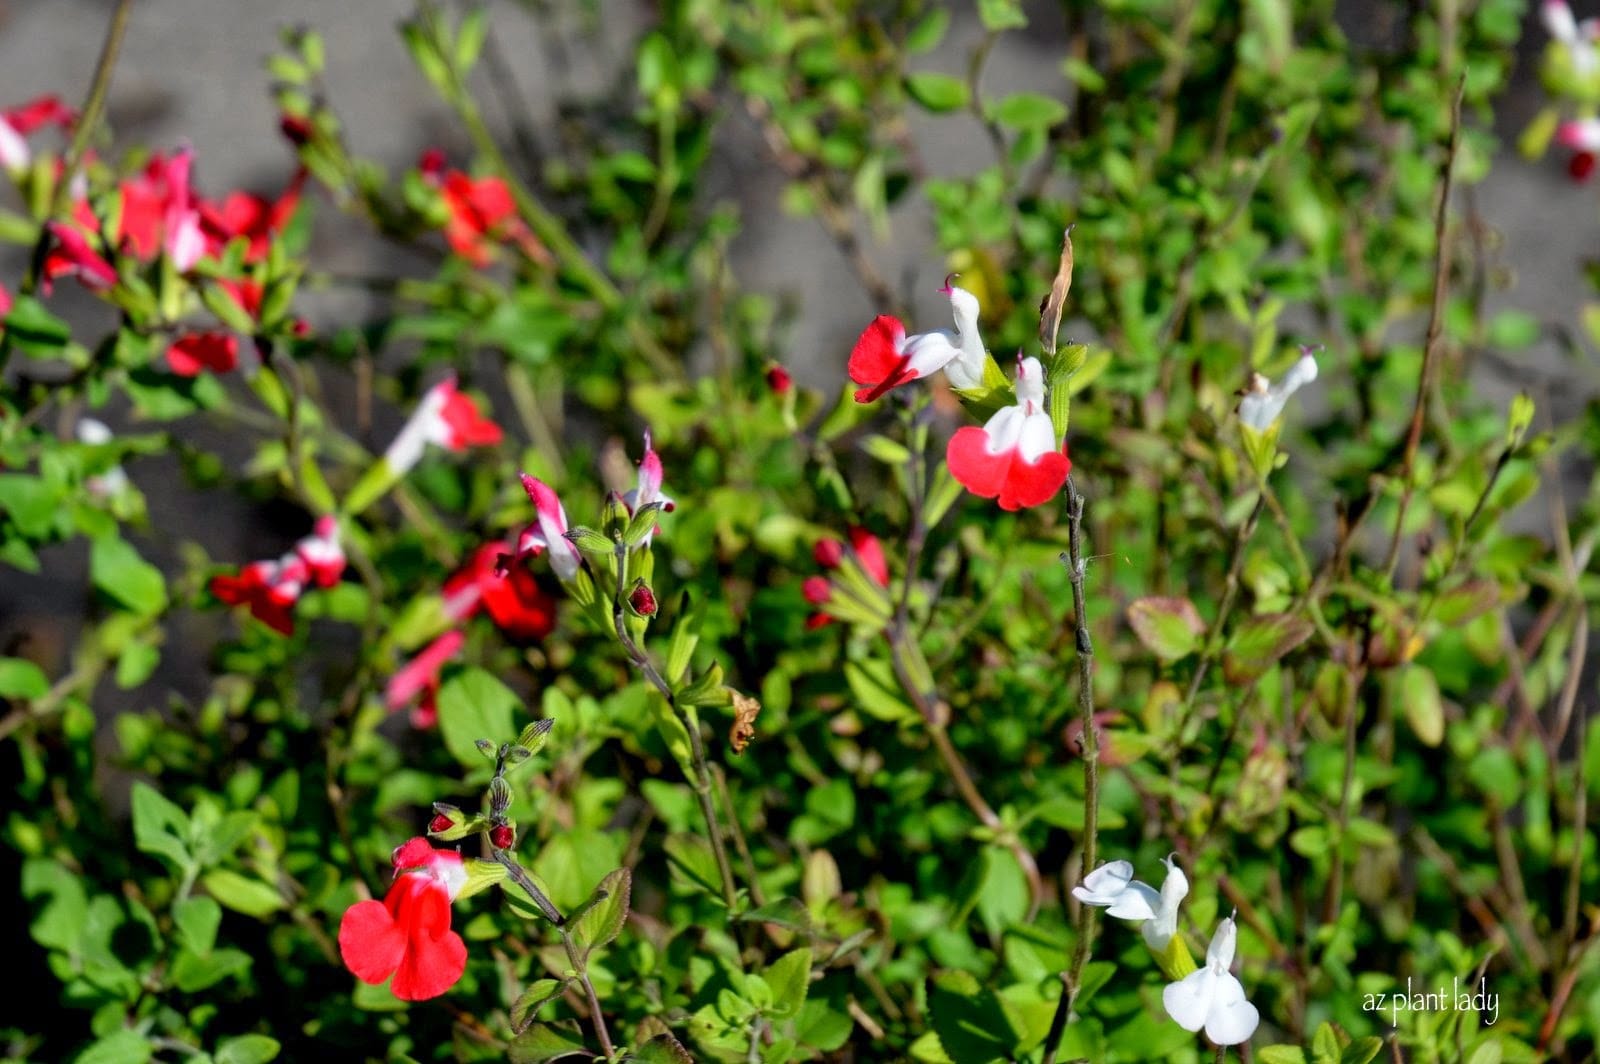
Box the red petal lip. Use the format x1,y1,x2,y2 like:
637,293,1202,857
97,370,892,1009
849,316,918,401
338,871,468,1001
946,428,1071,511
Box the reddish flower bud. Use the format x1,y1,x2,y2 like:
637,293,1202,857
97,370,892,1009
428,813,453,834
279,114,312,146
812,538,845,569
489,824,515,850
1571,151,1596,181
766,365,793,395
629,584,658,617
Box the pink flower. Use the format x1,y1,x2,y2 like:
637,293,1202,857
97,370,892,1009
946,355,1070,511
382,376,503,476
166,331,239,376
0,95,75,172
513,474,582,583
294,516,346,588
339,838,469,1001
385,630,466,727
848,281,986,402
44,217,117,290
621,431,675,543
119,148,205,270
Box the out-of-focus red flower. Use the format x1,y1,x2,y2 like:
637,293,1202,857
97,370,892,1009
418,150,548,267
0,94,75,172
442,543,557,643
199,169,305,261
338,838,469,1001
1570,151,1596,181
167,331,239,377
210,518,344,635
804,527,891,628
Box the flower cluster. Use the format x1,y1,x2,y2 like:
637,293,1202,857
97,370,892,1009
1074,855,1261,1046
849,280,1071,511
34,138,304,375
417,149,546,267
1536,1,1600,178
209,516,345,635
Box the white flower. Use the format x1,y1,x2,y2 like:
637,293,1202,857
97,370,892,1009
1238,349,1318,431
940,279,988,391
1071,854,1189,948
1071,860,1159,919
1141,854,1189,951
1162,914,1261,1046
77,418,129,497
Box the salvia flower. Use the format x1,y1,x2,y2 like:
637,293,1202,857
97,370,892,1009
621,431,676,543
1558,118,1600,180
946,355,1071,511
382,376,504,477
76,418,129,498
166,331,239,377
419,150,546,267
0,95,74,173
339,837,469,1002
385,630,466,729
513,474,582,583
1162,914,1261,1046
848,280,987,402
444,542,557,643
1072,854,1189,951
210,517,345,635
1238,348,1319,432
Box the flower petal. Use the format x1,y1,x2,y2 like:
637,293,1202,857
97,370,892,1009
1105,880,1160,921
1203,972,1261,1046
338,898,406,986
1162,968,1218,1033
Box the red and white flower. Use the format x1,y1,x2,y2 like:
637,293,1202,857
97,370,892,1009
513,474,582,583
848,279,987,402
621,431,675,543
210,517,345,635
382,376,504,476
1558,118,1600,179
338,837,470,1002
0,95,74,173
946,355,1070,511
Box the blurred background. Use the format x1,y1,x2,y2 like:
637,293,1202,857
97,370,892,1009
1,0,1594,691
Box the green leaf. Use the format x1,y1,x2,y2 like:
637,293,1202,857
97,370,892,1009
664,592,703,685
0,475,61,538
568,867,631,963
90,536,168,616
927,970,1021,1063
1223,613,1313,683
511,978,571,1033
215,1035,282,1064
201,869,285,917
170,945,253,992
173,896,222,956
904,72,969,113
75,1031,153,1064
1126,597,1205,661
1311,1022,1342,1064
632,1033,695,1063
3,295,73,357
989,93,1067,130
664,833,722,899
508,1022,590,1063
976,0,1027,30
1257,1048,1308,1064
436,667,521,767
131,782,192,872
1400,665,1444,747
763,948,812,1019
905,9,950,54
0,657,49,699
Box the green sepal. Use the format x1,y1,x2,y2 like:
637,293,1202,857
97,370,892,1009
459,858,508,900
1149,932,1198,981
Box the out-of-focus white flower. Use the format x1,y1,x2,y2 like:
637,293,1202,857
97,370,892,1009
77,418,129,497
1238,349,1319,431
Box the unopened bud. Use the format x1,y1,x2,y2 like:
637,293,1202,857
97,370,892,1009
766,365,793,395
813,539,844,569
628,582,658,617
279,114,312,146
489,824,515,850
428,813,454,834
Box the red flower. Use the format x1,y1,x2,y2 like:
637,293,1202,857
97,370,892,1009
385,630,466,726
339,838,469,1002
167,331,239,376
946,355,1069,511
418,151,546,267
0,94,75,172
209,560,300,636
199,170,305,261
442,543,557,642
43,216,117,290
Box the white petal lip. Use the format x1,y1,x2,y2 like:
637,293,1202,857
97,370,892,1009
944,285,987,389
1163,968,1217,1033
1072,860,1135,903
1545,0,1580,43
1239,352,1318,430
901,329,962,379
1105,881,1160,921
1207,916,1238,970
1204,972,1261,1045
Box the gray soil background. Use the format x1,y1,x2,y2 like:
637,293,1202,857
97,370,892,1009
0,1,1595,708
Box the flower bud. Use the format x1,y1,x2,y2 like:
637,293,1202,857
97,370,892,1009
628,582,658,617
279,113,312,146
766,365,793,395
428,813,454,834
489,824,515,850
426,802,482,841
813,539,844,569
